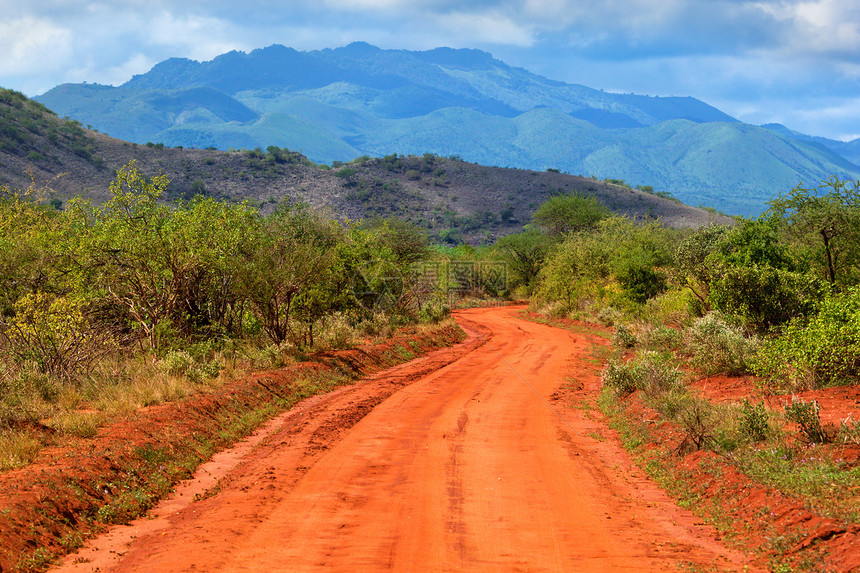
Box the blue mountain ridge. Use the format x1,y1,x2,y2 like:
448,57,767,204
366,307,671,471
36,43,860,216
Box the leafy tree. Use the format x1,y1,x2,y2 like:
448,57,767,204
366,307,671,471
0,183,63,316
494,229,553,292
754,287,860,388
715,217,795,271
66,162,258,348
767,177,860,285
361,217,429,265
617,263,667,304
237,204,340,345
535,216,675,309
536,231,611,310
675,224,731,310
68,162,175,348
675,218,799,318
531,192,610,237
163,196,258,338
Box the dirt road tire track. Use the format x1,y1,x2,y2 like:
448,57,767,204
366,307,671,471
53,306,758,572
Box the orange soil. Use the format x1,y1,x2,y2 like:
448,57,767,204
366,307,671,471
52,305,756,572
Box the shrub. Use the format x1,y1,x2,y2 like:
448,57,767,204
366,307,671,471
708,264,826,333
685,313,758,376
784,397,827,443
596,306,620,326
641,289,695,329
754,287,860,389
317,313,357,350
417,299,450,324
601,351,680,397
637,324,683,352
531,192,610,237
335,167,356,179
601,358,641,396
612,324,637,349
677,400,716,452
617,262,667,303
636,351,682,395
653,386,690,420
739,399,770,442
1,293,109,379
160,350,195,377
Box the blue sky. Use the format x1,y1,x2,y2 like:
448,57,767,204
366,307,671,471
1,0,859,141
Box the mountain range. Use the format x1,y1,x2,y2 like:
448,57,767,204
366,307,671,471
34,43,860,216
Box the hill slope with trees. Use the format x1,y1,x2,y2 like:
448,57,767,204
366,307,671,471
0,88,727,243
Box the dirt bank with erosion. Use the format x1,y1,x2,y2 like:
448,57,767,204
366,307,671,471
50,306,756,572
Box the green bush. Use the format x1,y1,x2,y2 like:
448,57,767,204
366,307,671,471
617,262,667,303
685,313,758,376
708,264,826,333
601,358,641,396
739,400,770,442
160,350,195,377
612,324,637,349
601,351,680,397
531,192,610,237
1,292,109,379
637,324,683,352
754,288,860,389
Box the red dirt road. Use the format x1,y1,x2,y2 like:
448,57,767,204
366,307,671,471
54,306,756,572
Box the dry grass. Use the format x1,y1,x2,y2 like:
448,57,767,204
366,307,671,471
0,317,455,473
0,429,43,471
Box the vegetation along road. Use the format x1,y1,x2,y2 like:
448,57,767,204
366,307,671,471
53,305,756,572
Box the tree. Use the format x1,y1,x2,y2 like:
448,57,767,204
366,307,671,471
67,162,258,348
494,229,553,292
361,217,429,265
237,205,340,345
163,195,258,337
0,182,63,316
531,192,610,237
675,225,731,308
535,231,611,310
66,162,176,349
767,177,860,286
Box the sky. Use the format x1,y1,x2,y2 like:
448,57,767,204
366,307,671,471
1,0,859,141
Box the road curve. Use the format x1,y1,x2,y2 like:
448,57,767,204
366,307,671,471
55,305,755,572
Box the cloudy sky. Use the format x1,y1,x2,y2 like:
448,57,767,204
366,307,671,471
1,0,859,141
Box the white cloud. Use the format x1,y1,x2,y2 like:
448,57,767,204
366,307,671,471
755,0,860,56
148,11,249,61
436,10,535,46
66,53,156,87
0,17,73,76
321,0,412,9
